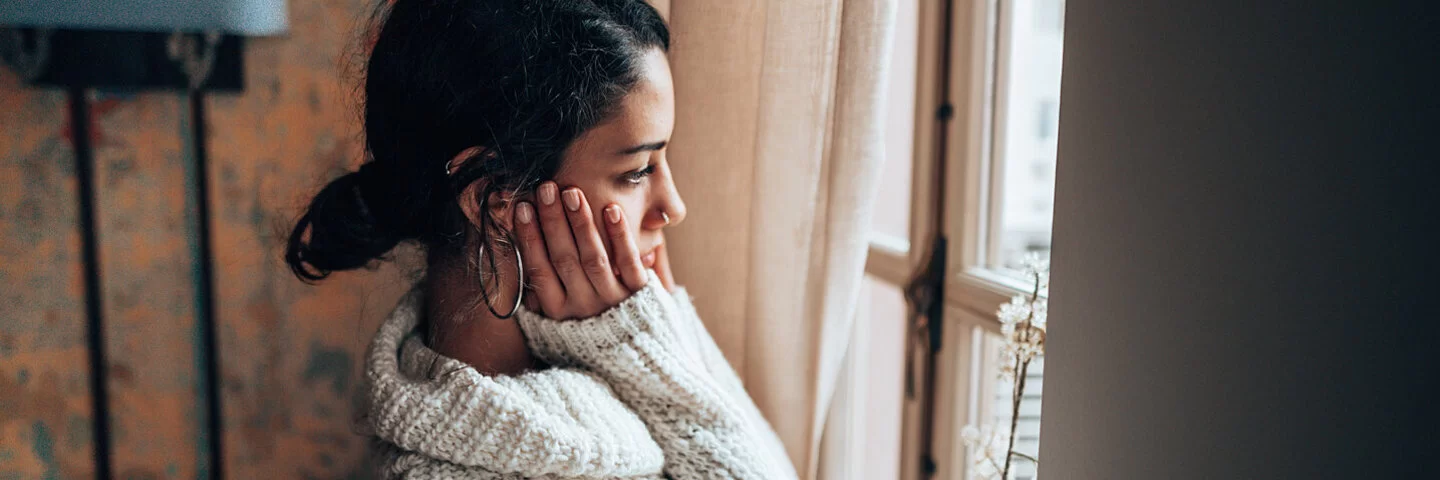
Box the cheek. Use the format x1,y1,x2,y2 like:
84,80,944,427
584,191,647,249
612,196,648,237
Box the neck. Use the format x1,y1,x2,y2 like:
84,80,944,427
422,241,545,375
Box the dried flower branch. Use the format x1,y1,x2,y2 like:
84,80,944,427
963,253,1049,480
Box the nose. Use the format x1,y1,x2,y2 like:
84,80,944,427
643,166,686,229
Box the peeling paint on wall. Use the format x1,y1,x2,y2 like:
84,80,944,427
0,69,96,480
2,1,414,477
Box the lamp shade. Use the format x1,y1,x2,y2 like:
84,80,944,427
0,1,287,36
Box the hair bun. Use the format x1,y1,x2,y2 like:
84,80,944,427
285,168,404,281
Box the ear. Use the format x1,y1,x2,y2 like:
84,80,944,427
452,147,514,231
456,177,489,229
458,180,516,232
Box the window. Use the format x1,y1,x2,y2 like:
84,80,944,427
993,0,1063,276
944,0,1062,477
1033,0,1064,34
1036,100,1057,140
875,1,1064,480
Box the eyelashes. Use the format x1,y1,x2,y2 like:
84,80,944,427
620,164,657,186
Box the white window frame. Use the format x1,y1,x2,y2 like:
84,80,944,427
876,1,1054,479
946,0,1041,316
942,0,1053,478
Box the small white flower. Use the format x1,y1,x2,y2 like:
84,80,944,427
1021,252,1050,277
998,295,1030,325
999,357,1017,382
1030,300,1048,329
963,422,1011,480
969,457,1000,480
961,425,982,446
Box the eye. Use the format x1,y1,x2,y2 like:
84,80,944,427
620,164,656,186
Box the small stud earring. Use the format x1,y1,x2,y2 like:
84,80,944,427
445,147,488,176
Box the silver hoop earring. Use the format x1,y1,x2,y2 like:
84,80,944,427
475,240,524,319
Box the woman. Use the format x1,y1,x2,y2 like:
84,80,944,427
284,0,798,478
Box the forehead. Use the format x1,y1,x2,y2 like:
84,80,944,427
567,49,674,155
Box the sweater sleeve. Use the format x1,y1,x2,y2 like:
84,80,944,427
669,287,795,470
516,271,800,480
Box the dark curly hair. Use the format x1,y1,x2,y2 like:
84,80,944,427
285,0,670,281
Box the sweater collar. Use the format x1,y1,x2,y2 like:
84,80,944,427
359,287,665,477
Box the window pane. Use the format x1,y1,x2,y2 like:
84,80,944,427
858,275,908,480
870,0,919,245
991,0,1064,273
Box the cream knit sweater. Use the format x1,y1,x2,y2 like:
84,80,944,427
361,270,800,479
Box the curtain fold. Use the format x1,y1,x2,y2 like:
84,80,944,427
665,1,896,478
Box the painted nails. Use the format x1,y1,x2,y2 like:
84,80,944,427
605,205,621,224
537,182,585,212
562,189,581,211
516,202,533,224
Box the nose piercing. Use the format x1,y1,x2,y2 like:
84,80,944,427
661,211,670,225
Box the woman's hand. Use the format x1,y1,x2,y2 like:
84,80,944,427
513,182,649,320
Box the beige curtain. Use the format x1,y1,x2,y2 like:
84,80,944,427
660,1,896,479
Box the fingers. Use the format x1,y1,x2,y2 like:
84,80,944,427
512,201,564,314
515,182,646,319
536,182,599,304
603,204,648,292
562,188,628,302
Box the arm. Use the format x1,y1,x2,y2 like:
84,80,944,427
516,272,799,480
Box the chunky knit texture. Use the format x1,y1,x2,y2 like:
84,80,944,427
362,270,799,479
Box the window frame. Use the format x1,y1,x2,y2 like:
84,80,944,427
945,0,1042,318
942,0,1055,479
880,0,1056,479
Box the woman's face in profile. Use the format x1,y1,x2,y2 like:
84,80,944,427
551,48,686,268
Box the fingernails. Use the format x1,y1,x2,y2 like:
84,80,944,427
516,202,533,224
562,189,580,211
605,205,621,224
539,183,556,205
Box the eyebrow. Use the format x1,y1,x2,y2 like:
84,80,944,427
617,141,667,155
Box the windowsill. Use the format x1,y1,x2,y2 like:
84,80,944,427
945,267,1042,322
